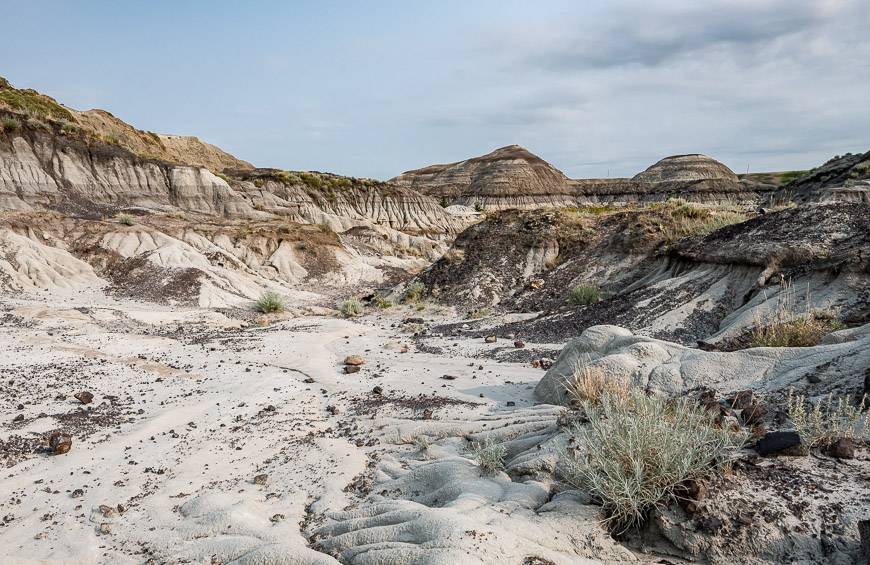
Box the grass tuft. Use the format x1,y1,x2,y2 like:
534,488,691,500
338,297,364,317
786,390,868,448
560,389,747,532
116,213,135,226
563,364,630,407
1,116,21,132
568,283,600,306
255,291,285,313
402,281,425,303
467,437,507,474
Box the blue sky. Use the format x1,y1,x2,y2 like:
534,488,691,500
3,0,868,178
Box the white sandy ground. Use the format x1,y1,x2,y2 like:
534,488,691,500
0,294,638,564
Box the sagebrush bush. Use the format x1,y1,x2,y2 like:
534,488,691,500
255,291,285,313
373,294,393,309
467,437,507,474
560,389,747,532
338,297,364,317
786,390,868,448
116,213,135,226
568,283,600,306
403,281,425,303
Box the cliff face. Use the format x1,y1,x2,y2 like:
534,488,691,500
393,147,770,209
783,150,870,204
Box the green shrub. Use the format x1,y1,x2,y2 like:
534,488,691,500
116,213,135,226
338,298,364,317
467,437,507,474
559,389,746,532
568,283,600,306
255,291,285,313
1,116,20,132
402,281,425,303
25,116,48,130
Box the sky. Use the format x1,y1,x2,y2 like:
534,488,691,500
3,0,869,179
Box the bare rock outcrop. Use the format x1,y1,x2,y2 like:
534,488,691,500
395,147,768,209
783,150,870,204
392,145,574,209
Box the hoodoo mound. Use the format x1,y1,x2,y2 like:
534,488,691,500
391,145,572,209
632,154,739,183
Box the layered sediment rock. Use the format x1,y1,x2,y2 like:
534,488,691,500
394,147,771,209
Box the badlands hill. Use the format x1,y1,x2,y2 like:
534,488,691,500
394,146,777,209
0,77,466,307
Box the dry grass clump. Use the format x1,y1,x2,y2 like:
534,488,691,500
563,364,630,407
654,198,748,243
255,291,285,313
750,283,844,348
560,389,747,532
338,297,364,317
467,437,507,474
786,390,868,448
116,213,135,226
567,283,601,306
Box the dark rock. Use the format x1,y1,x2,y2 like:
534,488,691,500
12,414,23,423
344,365,361,374
422,408,433,420
48,431,72,455
253,473,268,485
326,405,339,416
755,431,803,456
440,375,457,380
514,340,525,348
825,437,855,459
372,386,383,395
506,401,516,407
484,335,497,343
303,377,315,384
859,519,870,562
73,391,94,405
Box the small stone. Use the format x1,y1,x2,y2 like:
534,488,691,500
48,431,72,455
344,365,361,374
826,437,855,459
326,405,339,415
98,504,116,517
484,335,497,343
344,355,365,366
372,386,383,395
514,340,525,348
422,408,433,420
441,375,457,380
253,474,269,485
71,489,84,498
13,414,23,423
506,401,516,407
270,513,285,523
303,377,315,384
74,391,94,405
98,523,111,535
